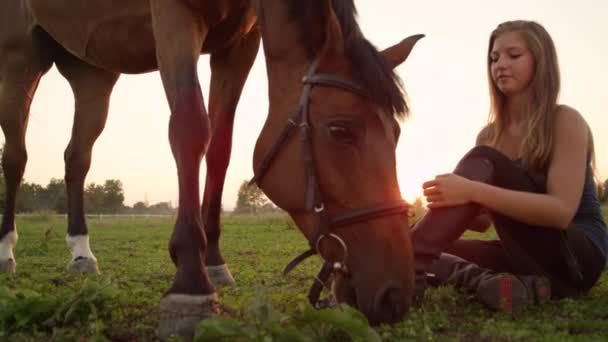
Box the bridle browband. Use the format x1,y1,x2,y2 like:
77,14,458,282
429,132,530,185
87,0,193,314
250,56,410,308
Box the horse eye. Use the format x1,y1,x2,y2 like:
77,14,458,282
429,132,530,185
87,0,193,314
328,124,356,144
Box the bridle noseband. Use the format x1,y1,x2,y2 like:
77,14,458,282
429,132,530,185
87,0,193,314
250,56,410,308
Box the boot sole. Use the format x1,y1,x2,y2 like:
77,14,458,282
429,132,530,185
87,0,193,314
477,274,551,313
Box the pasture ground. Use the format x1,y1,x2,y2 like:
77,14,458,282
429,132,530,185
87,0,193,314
1,208,607,341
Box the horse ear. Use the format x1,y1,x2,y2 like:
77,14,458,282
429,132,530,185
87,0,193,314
381,34,425,69
321,3,345,57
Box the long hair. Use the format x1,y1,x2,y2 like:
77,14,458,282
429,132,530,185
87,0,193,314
485,20,560,173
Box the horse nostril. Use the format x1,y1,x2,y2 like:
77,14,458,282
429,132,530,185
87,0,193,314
373,285,409,323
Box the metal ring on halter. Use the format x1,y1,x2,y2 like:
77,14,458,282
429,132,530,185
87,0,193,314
314,203,325,213
315,233,348,264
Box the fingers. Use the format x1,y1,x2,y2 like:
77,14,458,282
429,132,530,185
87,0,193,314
423,187,440,196
423,173,456,207
423,173,451,189
425,194,442,203
422,179,436,189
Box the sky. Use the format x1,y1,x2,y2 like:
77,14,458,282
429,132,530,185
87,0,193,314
4,0,607,210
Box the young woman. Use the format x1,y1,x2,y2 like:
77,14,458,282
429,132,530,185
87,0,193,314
411,20,607,313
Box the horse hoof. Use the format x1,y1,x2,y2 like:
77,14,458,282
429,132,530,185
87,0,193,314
67,258,100,274
206,264,236,286
0,259,16,273
159,293,220,340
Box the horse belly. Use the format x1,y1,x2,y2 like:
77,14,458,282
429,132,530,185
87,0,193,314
29,0,159,74
84,15,159,74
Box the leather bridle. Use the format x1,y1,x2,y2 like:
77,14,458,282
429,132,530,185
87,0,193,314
250,56,410,308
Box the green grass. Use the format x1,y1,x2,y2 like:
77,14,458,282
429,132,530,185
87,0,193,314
1,209,607,341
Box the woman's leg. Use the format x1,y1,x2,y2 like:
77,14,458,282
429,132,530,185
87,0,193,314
468,147,601,297
493,215,604,297
412,145,601,299
444,239,512,272
410,156,494,266
427,239,550,312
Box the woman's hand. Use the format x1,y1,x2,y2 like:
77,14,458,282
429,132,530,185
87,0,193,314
423,173,477,208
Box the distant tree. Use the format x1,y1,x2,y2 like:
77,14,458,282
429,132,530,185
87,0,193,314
16,182,44,212
149,201,174,214
258,202,283,214
42,178,67,213
84,183,105,213
133,201,148,214
410,196,427,219
102,179,125,213
234,180,268,214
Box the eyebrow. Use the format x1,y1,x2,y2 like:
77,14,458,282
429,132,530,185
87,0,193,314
491,46,525,55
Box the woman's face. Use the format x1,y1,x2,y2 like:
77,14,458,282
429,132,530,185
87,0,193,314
490,31,536,96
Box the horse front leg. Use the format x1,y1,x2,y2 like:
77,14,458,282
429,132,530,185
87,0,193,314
55,51,119,274
203,28,261,286
0,46,50,273
150,0,217,339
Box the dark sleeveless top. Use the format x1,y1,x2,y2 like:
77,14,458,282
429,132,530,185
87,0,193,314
514,158,608,258
572,163,608,258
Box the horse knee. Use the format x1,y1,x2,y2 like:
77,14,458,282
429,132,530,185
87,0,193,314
2,145,27,181
169,113,211,162
64,146,92,181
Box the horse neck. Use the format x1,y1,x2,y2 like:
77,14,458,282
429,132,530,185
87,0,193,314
256,1,314,120
256,0,316,60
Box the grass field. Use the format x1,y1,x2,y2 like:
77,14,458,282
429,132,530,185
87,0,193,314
1,209,607,341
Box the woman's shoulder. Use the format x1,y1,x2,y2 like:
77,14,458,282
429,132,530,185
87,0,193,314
554,104,588,132
476,124,493,146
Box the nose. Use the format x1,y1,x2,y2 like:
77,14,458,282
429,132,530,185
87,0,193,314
495,57,510,72
371,283,410,325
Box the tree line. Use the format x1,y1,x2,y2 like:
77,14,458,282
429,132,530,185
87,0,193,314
232,178,608,214
1,145,606,215
234,180,281,214
0,175,175,215
6,178,125,214
0,146,175,214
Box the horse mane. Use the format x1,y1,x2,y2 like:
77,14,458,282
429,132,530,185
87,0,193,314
287,0,408,118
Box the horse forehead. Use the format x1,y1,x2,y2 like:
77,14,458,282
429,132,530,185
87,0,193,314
310,89,396,135
374,110,399,142
311,89,360,109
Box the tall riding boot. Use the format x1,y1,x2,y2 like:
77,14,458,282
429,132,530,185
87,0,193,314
411,157,494,298
431,253,551,313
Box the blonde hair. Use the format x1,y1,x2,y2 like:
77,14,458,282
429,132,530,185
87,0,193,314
485,20,560,173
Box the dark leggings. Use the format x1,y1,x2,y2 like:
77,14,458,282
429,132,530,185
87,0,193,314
411,146,605,298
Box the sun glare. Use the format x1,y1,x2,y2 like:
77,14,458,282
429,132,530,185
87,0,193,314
397,170,428,204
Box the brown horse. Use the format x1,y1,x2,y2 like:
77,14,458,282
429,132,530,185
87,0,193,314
0,0,421,338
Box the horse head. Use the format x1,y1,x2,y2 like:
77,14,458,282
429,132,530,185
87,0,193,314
253,0,423,324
